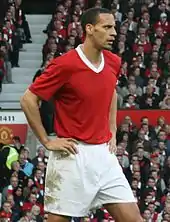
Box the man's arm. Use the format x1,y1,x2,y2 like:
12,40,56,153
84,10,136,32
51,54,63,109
20,89,78,154
108,89,117,153
109,89,117,135
20,89,49,146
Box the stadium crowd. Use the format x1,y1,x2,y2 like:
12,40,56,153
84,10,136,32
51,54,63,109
1,0,170,221
0,0,32,92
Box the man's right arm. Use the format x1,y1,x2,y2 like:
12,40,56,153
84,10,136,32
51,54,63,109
20,89,49,146
20,89,78,154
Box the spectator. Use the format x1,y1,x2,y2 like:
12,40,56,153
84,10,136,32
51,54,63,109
1,175,18,204
18,153,34,177
31,205,43,222
0,201,12,221
32,146,48,167
12,136,24,154
22,193,43,215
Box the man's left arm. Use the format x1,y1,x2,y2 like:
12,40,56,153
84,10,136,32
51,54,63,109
108,89,117,153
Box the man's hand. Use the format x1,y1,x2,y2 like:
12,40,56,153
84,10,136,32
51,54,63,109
108,135,117,154
44,138,79,155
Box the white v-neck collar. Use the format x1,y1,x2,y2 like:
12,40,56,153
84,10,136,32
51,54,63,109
75,45,105,73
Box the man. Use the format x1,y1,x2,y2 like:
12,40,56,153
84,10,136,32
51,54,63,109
19,153,34,177
32,146,48,167
1,176,18,203
12,136,24,153
0,201,12,221
0,144,19,190
20,7,142,222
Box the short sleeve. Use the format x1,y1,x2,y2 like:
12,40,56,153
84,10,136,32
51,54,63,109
29,57,70,101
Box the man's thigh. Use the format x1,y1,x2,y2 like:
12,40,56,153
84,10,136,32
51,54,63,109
47,213,71,222
104,202,143,222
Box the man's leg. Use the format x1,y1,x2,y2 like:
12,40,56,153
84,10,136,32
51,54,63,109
104,203,143,222
47,214,70,222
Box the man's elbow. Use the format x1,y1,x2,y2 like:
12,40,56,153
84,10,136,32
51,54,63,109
20,92,28,110
20,89,37,110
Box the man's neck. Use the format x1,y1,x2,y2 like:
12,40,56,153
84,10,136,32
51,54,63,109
81,40,102,66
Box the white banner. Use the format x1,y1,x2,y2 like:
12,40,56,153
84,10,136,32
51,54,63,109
0,111,27,124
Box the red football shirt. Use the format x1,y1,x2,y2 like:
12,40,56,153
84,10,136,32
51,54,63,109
29,45,121,144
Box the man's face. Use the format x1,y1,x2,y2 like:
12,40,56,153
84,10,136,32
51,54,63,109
13,139,21,147
116,145,123,155
6,12,12,20
133,171,141,180
159,131,166,141
127,95,135,104
138,27,146,35
37,162,45,171
12,161,20,171
133,163,140,172
159,141,165,150
142,12,150,21
124,116,131,124
120,26,127,35
128,0,135,7
143,210,151,220
121,123,129,132
131,156,138,164
140,34,146,43
65,0,72,8
159,3,166,12
87,13,116,50
148,203,155,213
35,170,42,180
142,118,149,125
68,36,75,46
38,148,45,157
57,4,65,13
148,178,155,187
137,148,144,159
3,203,11,213
119,34,126,42
156,27,163,36
7,195,14,206
131,180,138,189
15,0,22,6
11,177,18,188
30,194,37,204
55,12,63,21
138,130,145,140
142,125,149,133
152,52,158,61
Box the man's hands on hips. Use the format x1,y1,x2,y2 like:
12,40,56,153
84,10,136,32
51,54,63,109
44,138,79,155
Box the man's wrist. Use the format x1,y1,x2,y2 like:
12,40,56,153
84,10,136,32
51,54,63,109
42,137,50,148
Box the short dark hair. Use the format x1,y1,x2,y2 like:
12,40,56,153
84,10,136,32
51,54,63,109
81,7,112,34
12,136,21,142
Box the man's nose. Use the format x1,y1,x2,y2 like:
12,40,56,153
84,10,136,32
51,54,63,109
111,28,117,37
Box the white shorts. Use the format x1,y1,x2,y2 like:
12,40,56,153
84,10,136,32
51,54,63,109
44,142,135,217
